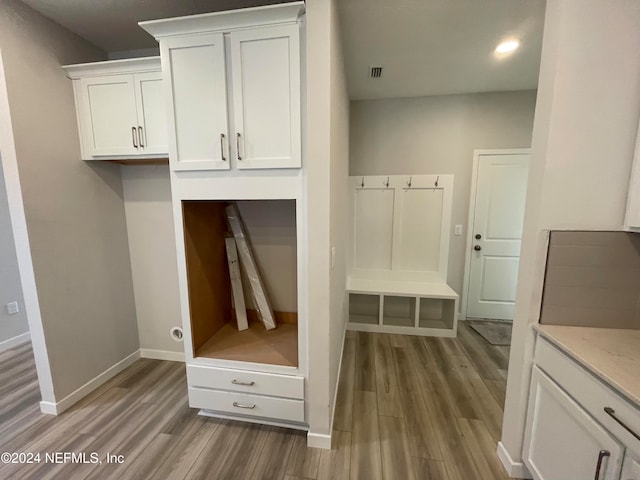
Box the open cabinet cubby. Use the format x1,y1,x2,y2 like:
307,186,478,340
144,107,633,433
183,199,299,367
347,289,458,337
349,293,380,325
383,295,416,327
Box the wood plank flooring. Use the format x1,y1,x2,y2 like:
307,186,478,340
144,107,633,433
0,321,516,479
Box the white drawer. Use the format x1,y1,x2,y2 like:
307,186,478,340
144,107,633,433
187,364,304,399
188,386,305,423
535,336,640,455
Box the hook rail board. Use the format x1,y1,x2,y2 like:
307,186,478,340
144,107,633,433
226,203,276,330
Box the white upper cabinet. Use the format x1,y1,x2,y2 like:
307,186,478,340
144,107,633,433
162,33,229,171
230,25,301,169
63,57,168,160
140,2,304,172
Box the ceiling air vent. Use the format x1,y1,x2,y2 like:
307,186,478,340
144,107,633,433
369,66,383,78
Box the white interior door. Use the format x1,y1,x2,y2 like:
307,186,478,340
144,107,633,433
466,152,529,320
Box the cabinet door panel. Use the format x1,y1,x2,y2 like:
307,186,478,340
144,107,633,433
524,366,624,480
78,75,138,157
163,33,230,170
134,71,167,155
231,25,300,169
622,452,640,480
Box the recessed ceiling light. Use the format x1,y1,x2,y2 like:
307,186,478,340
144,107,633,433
495,39,520,54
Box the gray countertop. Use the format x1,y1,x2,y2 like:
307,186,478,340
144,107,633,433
535,324,640,408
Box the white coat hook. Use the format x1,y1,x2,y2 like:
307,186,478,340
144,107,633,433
384,177,390,188
435,175,439,187
360,177,365,188
407,176,412,188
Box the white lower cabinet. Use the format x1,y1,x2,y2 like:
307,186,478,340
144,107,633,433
524,337,640,480
622,453,640,480
186,365,305,426
524,366,624,480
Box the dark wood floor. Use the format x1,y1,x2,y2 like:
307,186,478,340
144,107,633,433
0,321,514,479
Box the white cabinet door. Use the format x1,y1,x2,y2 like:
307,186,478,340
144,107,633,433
524,366,624,480
78,75,139,157
134,71,167,156
163,33,230,171
622,452,640,480
230,25,301,169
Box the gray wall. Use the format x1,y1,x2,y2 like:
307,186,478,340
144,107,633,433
541,231,640,329
349,90,537,297
0,157,28,346
0,0,139,400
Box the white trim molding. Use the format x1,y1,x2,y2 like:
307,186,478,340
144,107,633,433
497,441,532,479
39,350,141,415
140,348,185,362
0,332,30,353
307,432,332,449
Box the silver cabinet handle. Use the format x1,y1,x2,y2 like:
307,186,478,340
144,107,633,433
231,379,254,386
131,127,138,148
236,132,242,161
594,450,610,480
138,126,144,148
220,133,226,161
232,401,255,409
604,407,640,441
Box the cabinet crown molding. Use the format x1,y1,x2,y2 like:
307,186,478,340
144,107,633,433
139,2,304,40
62,57,161,79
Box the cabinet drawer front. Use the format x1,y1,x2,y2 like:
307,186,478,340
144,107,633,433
536,337,640,454
187,365,304,399
188,387,304,423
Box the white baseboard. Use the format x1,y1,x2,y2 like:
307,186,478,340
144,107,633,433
0,332,30,353
497,441,532,479
140,348,185,362
307,432,332,449
39,350,141,416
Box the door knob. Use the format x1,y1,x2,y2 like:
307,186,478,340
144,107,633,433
475,234,482,240
474,245,482,251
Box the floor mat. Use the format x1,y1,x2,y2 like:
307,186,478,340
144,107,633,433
468,321,512,346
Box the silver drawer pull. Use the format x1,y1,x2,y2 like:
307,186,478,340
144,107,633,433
231,379,255,386
594,449,610,480
232,401,255,409
604,407,640,441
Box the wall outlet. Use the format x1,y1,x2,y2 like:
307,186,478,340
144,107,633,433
6,302,19,315
454,224,463,236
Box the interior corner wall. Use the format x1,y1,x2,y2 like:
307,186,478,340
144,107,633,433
121,165,182,355
500,0,640,470
305,0,333,439
0,0,139,401
328,0,350,420
349,90,537,297
0,156,28,347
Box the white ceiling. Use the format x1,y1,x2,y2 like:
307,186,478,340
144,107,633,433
19,0,545,100
18,0,292,53
337,0,546,100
